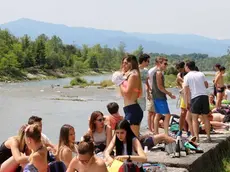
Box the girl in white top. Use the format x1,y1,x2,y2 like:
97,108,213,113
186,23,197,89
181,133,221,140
105,120,147,171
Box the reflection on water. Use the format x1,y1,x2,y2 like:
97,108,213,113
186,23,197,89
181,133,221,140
0,74,215,144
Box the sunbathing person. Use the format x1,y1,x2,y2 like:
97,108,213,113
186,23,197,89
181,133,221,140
67,134,107,172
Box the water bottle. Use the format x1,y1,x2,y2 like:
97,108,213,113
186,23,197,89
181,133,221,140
175,136,181,158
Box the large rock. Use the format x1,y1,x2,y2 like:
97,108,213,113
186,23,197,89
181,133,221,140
147,133,230,172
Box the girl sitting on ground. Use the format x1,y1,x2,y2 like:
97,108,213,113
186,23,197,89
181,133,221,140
55,124,78,168
88,111,112,154
67,134,107,172
24,124,48,172
104,119,147,171
0,124,30,172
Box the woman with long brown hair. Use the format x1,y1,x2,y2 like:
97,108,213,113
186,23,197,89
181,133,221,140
56,124,77,168
119,54,143,137
88,111,112,154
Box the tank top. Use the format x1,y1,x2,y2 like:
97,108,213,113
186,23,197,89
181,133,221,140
152,69,167,99
0,140,27,164
0,141,12,164
93,125,107,145
139,68,148,98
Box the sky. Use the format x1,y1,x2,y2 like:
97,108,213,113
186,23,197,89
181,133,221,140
0,0,230,39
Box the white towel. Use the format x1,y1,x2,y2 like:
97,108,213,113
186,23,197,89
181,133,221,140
111,71,125,86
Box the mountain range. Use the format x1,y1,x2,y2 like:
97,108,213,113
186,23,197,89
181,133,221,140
0,18,230,57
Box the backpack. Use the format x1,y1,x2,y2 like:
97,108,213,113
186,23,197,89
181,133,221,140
118,162,140,172
48,161,67,172
169,114,180,133
47,151,56,163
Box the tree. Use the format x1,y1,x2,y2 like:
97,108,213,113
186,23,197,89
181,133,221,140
34,35,47,66
133,45,144,58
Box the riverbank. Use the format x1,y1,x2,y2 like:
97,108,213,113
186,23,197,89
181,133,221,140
0,68,112,83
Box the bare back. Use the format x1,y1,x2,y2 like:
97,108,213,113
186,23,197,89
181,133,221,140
215,73,224,87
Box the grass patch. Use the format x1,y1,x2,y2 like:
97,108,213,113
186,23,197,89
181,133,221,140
70,77,88,86
99,80,114,87
222,158,230,172
165,74,177,88
63,85,73,88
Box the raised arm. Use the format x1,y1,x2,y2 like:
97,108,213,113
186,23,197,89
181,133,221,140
120,73,138,95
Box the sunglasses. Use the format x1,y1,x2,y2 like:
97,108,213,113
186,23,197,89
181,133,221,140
96,118,105,122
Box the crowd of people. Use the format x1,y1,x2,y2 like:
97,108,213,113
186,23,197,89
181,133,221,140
0,54,230,172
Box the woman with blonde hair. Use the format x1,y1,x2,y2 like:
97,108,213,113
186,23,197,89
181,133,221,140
0,124,29,172
24,124,48,172
55,124,77,168
120,54,143,137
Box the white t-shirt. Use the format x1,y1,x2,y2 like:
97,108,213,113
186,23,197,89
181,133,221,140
225,89,230,101
140,67,148,97
148,66,158,90
184,71,208,99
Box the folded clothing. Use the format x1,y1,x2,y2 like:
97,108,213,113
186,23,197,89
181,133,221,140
111,71,125,86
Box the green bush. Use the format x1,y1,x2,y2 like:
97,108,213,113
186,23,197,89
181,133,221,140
100,80,114,87
165,74,177,88
70,77,88,86
226,70,230,82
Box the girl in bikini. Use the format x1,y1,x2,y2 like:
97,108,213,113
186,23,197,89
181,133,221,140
24,124,48,172
120,54,143,137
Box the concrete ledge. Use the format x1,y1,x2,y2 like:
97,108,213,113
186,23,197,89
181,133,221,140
147,133,230,172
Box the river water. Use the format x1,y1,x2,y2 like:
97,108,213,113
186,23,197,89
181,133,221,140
0,74,214,144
